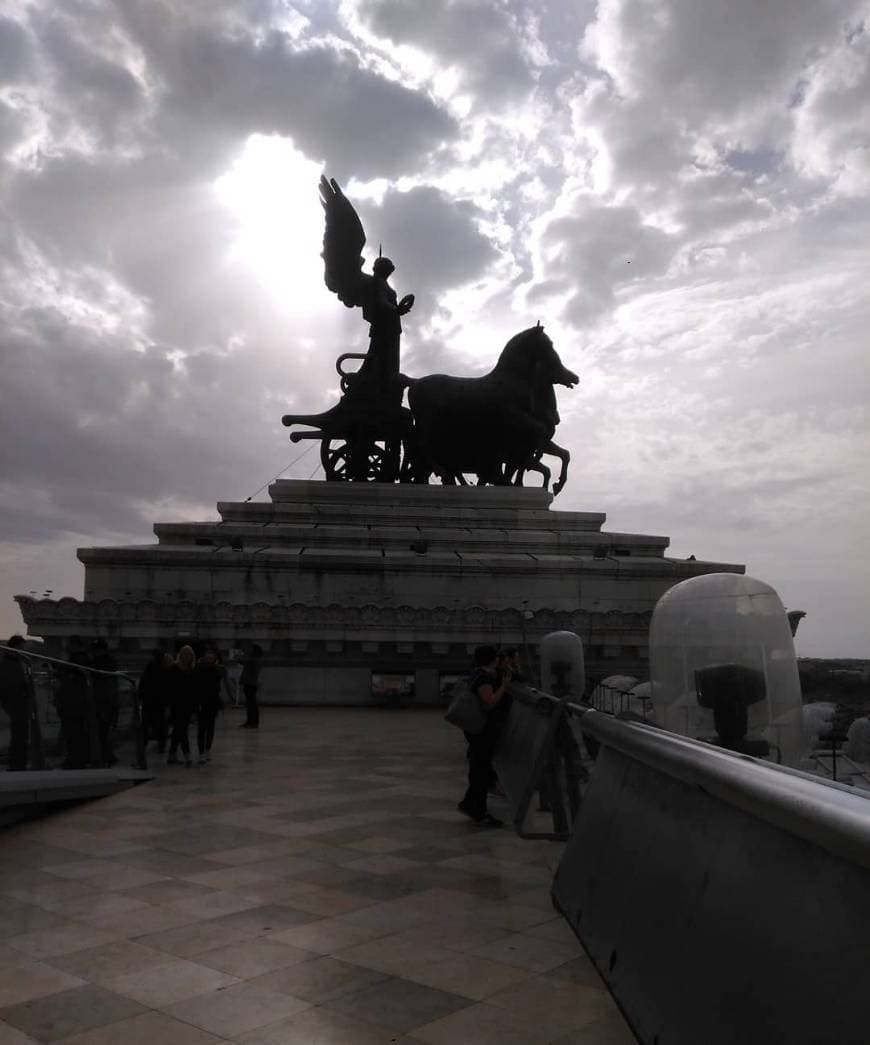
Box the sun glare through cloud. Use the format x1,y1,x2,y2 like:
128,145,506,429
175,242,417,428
214,135,328,316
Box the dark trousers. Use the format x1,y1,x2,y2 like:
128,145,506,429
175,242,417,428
243,685,259,727
144,700,167,750
97,718,116,766
197,712,216,755
3,707,28,771
462,724,500,817
60,714,89,769
168,712,191,759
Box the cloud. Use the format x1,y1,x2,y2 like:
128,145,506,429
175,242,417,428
0,0,868,662
353,0,538,101
356,184,499,318
528,196,678,324
0,14,34,84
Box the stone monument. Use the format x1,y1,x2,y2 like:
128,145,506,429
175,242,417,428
15,177,745,701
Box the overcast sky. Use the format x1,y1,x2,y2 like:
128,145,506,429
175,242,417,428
1,0,868,658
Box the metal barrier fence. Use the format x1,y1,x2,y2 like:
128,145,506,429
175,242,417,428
0,644,146,772
551,704,870,1045
491,682,588,840
588,680,651,719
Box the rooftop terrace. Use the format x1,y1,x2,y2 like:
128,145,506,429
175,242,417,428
0,708,632,1044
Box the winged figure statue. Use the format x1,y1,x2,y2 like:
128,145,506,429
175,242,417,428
319,175,414,404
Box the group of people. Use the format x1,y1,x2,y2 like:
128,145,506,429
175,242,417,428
1,634,265,773
457,645,523,828
138,643,262,766
0,635,30,770
0,634,121,771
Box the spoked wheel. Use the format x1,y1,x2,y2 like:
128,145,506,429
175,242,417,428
321,439,352,481
321,435,393,481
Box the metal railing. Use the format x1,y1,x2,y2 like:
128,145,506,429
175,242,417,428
588,680,652,718
561,703,870,866
0,643,146,772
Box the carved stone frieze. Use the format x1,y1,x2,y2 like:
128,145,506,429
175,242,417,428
14,595,651,636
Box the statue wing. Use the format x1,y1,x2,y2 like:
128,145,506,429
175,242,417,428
319,175,369,309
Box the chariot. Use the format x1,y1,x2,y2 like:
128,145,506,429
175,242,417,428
281,352,416,483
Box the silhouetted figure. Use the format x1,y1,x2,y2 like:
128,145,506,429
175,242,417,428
1,635,29,770
195,648,223,763
357,255,414,404
318,176,414,403
139,648,169,752
238,644,263,729
457,645,512,827
91,638,119,767
56,635,91,768
166,645,197,766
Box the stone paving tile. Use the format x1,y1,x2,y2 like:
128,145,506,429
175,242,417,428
0,984,145,1042
468,930,582,972
0,903,70,940
339,932,458,979
135,917,258,958
118,878,220,906
5,922,120,961
45,939,176,986
324,976,472,1035
234,1005,397,1045
103,957,238,1007
486,974,625,1036
52,1009,224,1044
250,955,390,1004
410,1000,556,1044
164,889,262,920
196,938,316,978
71,902,198,938
0,960,86,1008
198,846,279,865
161,981,311,1038
243,883,377,916
341,835,416,855
0,1020,38,1044
404,951,533,1000
550,1012,639,1045
199,903,320,937
269,917,387,955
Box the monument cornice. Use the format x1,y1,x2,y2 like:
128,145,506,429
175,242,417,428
74,545,732,579
14,594,653,637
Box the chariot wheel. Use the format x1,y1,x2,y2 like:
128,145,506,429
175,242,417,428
321,435,392,482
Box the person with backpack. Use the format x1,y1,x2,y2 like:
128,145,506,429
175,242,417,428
457,645,513,827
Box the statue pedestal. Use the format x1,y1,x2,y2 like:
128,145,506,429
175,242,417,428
17,481,744,704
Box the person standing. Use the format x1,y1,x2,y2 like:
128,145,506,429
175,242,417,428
90,639,119,767
194,648,222,763
0,635,30,771
457,645,513,827
166,645,197,766
55,636,92,769
238,644,263,729
138,648,169,752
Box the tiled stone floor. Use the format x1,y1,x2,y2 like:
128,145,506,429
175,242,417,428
0,708,635,1044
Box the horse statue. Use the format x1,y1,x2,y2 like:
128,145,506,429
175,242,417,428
503,380,572,494
400,325,577,491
